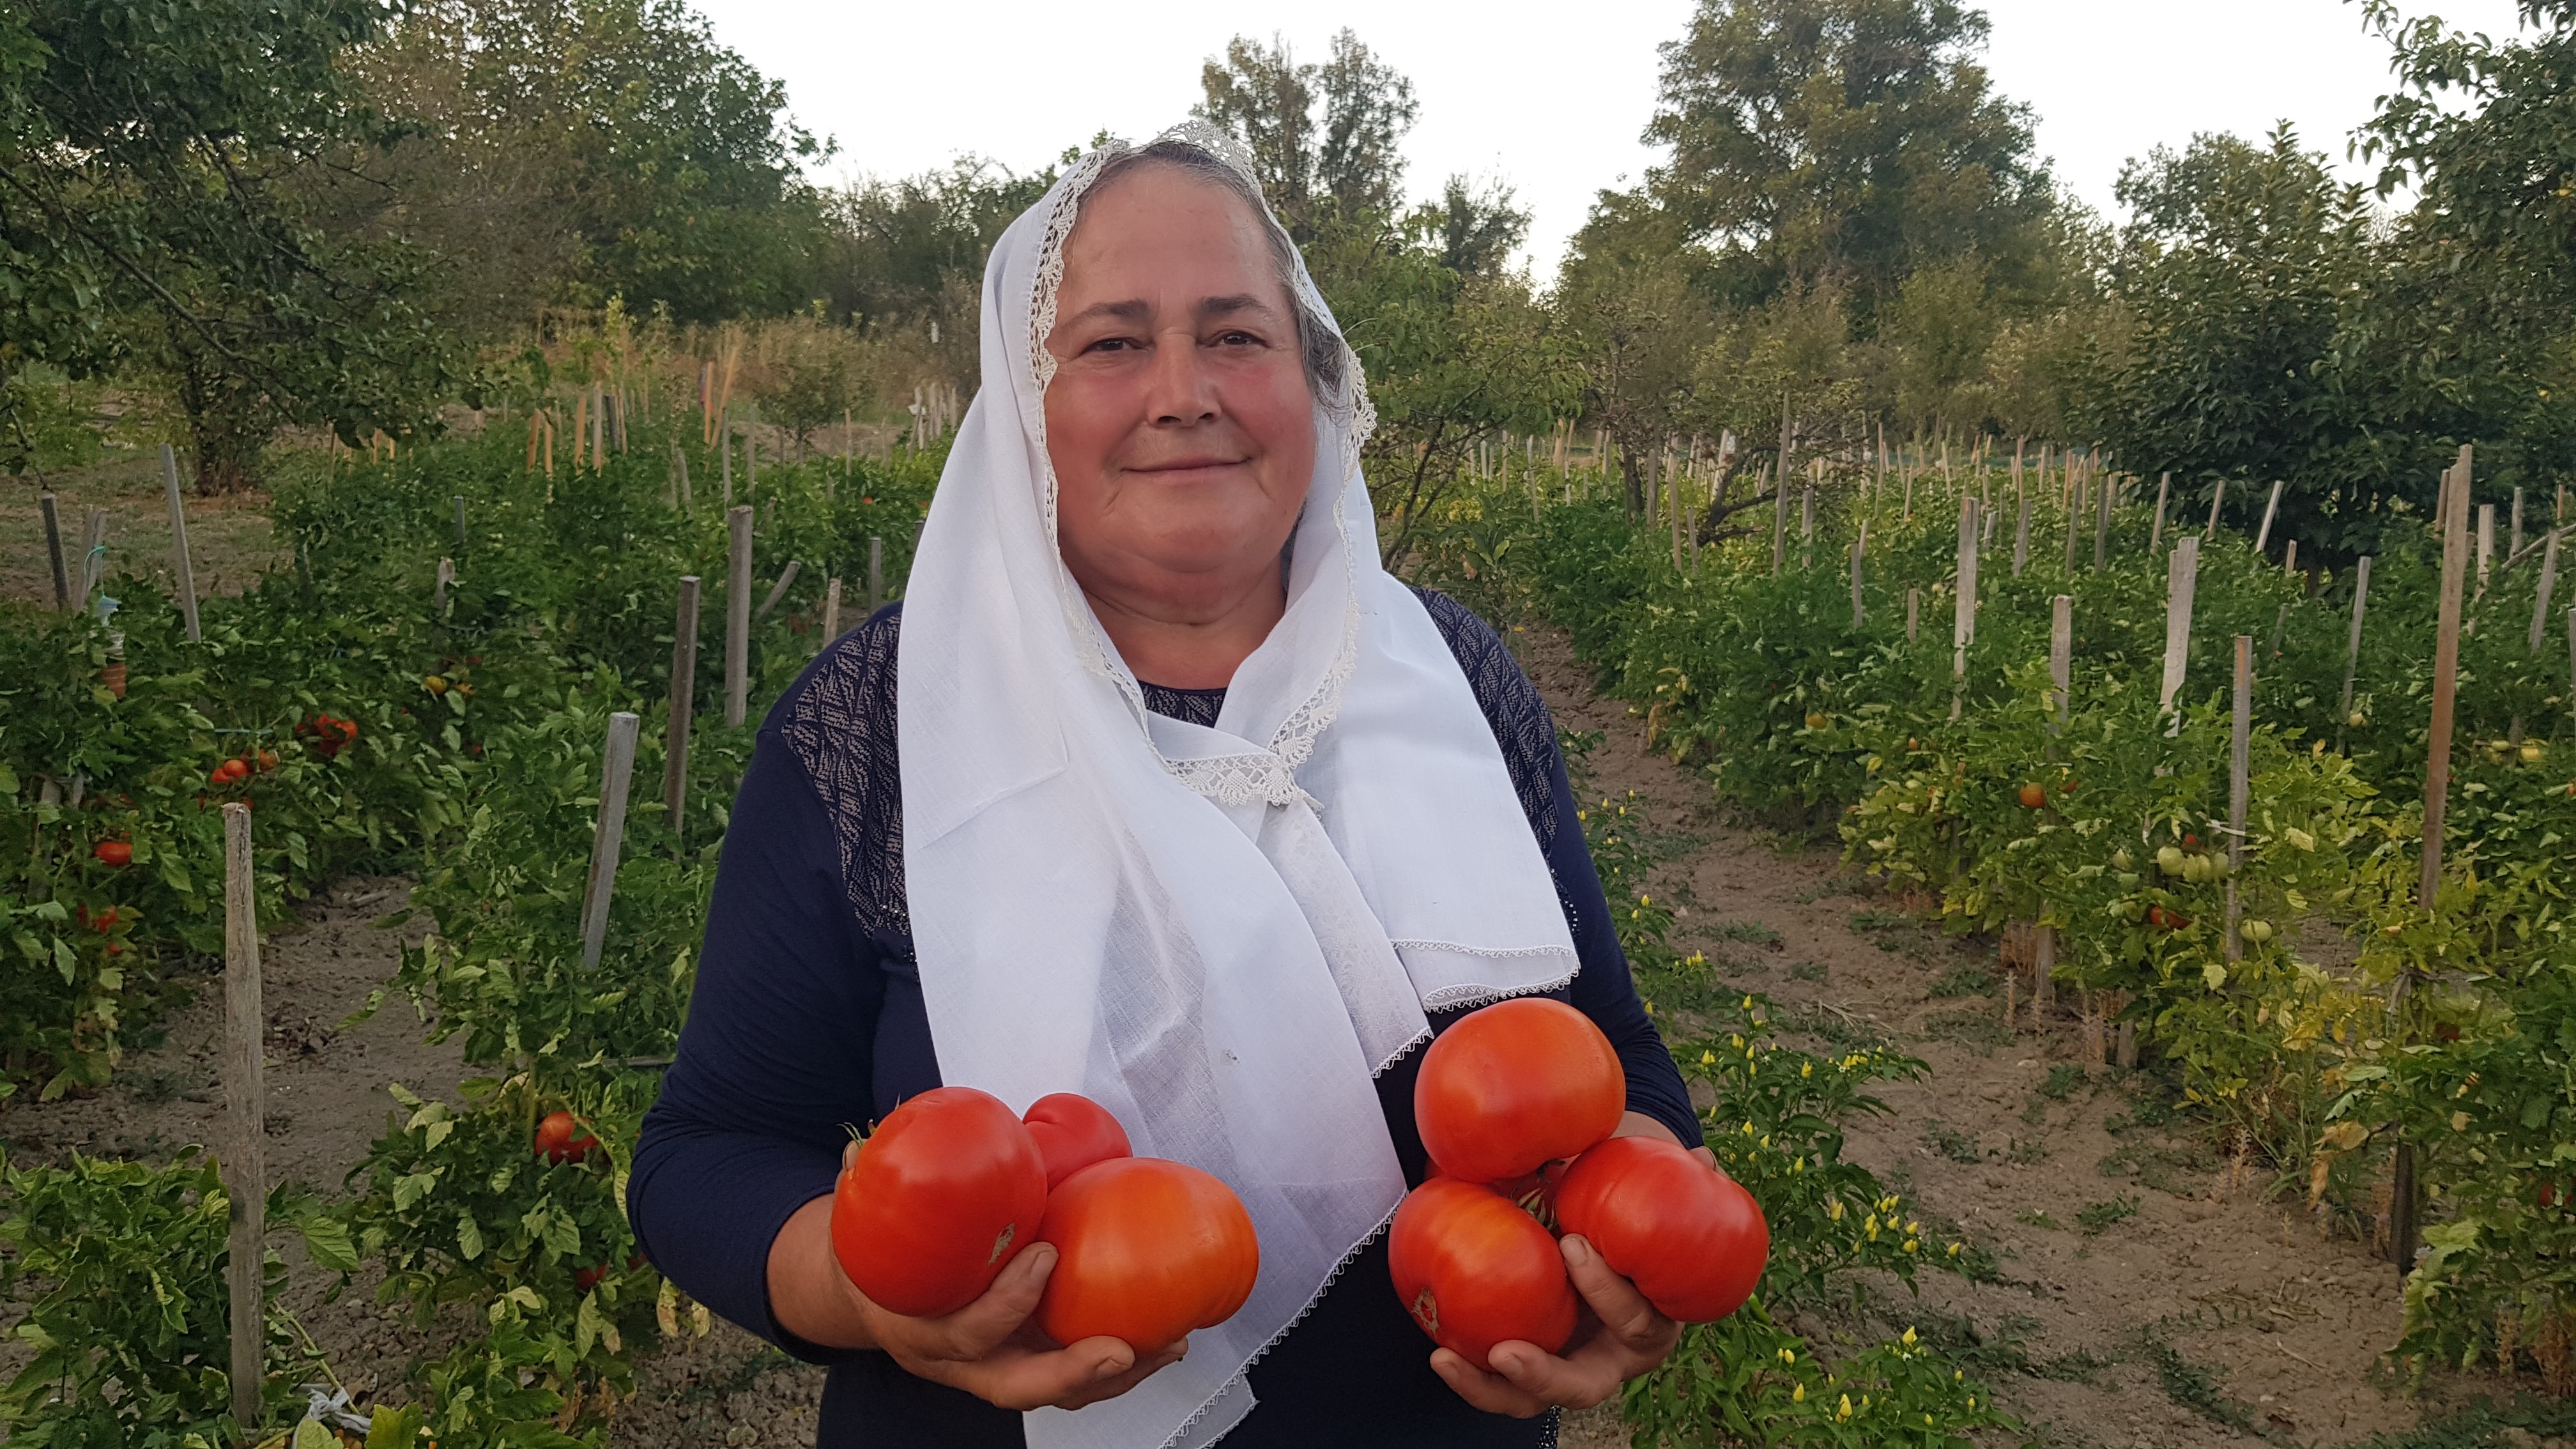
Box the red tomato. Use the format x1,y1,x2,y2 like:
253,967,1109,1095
574,1263,608,1292
105,942,122,956
96,907,118,927
208,767,232,789
257,749,278,772
1034,1156,1259,1351
1388,1176,1576,1370
220,758,250,783
2016,782,2046,809
1554,1137,1768,1322
1416,998,1623,1183
93,841,132,868
831,1087,1048,1319
534,1110,597,1165
1022,1092,1132,1190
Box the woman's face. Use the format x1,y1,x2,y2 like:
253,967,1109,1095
1044,164,1317,620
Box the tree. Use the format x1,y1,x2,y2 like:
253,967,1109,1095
1643,0,2053,317
1196,30,1418,240
1416,176,1530,279
2078,128,2380,550
1,0,461,487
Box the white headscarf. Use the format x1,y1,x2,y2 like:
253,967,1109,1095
896,123,1577,1449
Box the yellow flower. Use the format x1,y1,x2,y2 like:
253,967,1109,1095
1701,1050,1717,1065
1800,1061,1813,1078
1827,1200,1844,1221
1903,1238,1919,1253
1779,1347,1795,1365
1792,1383,1806,1404
1901,1326,1917,1346
1836,1394,1853,1422
1947,1242,1961,1256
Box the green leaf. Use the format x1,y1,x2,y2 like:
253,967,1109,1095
300,1215,360,1273
457,1212,484,1261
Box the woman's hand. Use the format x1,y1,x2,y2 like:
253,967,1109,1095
857,1239,1187,1411
767,1141,1184,1411
1426,1233,1680,1417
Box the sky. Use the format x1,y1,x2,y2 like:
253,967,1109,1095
692,0,2533,276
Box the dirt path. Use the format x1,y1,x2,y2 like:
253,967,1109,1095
1521,625,2412,1449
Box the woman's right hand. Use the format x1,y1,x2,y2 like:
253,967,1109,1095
769,1140,1184,1411
855,1236,1187,1411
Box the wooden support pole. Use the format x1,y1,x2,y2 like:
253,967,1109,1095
2283,539,2298,578
162,445,201,642
1848,532,1866,629
2013,473,2032,578
220,802,266,1434
2049,594,2073,728
2159,535,2200,730
2151,472,2170,553
867,537,884,613
2094,466,2113,571
2338,556,2373,744
2254,479,2286,555
726,507,753,727
822,578,843,646
675,445,692,512
40,492,70,610
721,429,734,503
1772,398,1792,577
2477,503,2497,597
2422,448,2472,907
2227,635,2252,962
433,557,453,618
1906,587,1920,643
1952,496,1981,720
580,712,641,972
2063,468,2083,573
2205,477,2227,539
2535,532,2563,653
2512,487,2526,558
1801,486,1815,542
756,559,801,624
2033,925,2055,1012
454,494,468,551
663,577,698,836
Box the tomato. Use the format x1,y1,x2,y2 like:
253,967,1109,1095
1022,1092,1131,1190
226,758,252,782
105,942,122,956
1554,1137,1768,1323
93,841,132,868
1416,998,1623,1183
831,1086,1048,1318
257,749,279,772
1034,1156,1259,1351
1803,712,1828,730
2016,783,2046,809
534,1110,597,1165
2058,777,2077,795
574,1263,608,1292
424,675,448,694
208,767,231,788
1388,1176,1576,1369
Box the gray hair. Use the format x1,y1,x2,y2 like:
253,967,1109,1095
1087,139,1349,406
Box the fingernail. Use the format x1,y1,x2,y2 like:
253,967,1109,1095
1563,1235,1593,1267
1094,1353,1132,1380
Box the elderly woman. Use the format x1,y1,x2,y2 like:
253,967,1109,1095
629,126,1710,1449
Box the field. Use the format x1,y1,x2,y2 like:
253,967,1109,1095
3,378,2572,1448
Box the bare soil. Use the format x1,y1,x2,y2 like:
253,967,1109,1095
0,614,2442,1448
4,456,288,610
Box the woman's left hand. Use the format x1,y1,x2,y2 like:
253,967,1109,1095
1427,1232,1680,1416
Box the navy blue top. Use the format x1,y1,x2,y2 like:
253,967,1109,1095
630,590,1699,1448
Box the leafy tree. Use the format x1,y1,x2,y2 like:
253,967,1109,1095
1643,0,2053,315
2080,128,2381,551
819,158,1054,327
1,0,461,487
1196,30,1419,240
1415,175,1531,279
353,0,831,328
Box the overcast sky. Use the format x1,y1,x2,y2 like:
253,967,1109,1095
693,0,2531,276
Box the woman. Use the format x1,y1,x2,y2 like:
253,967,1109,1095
630,125,1710,1449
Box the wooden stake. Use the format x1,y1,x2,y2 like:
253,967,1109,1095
2205,477,2227,539
2064,468,2083,573
1906,587,1920,643
2049,594,2073,728
1848,533,1866,629
726,507,753,727
2227,635,2252,962
2151,472,2170,553
2033,921,2055,1012
664,578,698,836
1801,486,1815,542
579,712,641,971
2476,503,2496,593
1772,397,1792,577
1952,497,1981,719
2511,487,2526,558
2094,466,2113,571
2160,535,2200,730
822,578,843,645
721,430,733,503
2421,447,2472,908
2283,539,2298,578
220,802,265,1434
40,492,69,610
434,557,454,618
162,445,200,643
2533,531,2562,653
454,494,467,551
676,446,692,512
756,559,801,624
868,537,884,613
2254,479,2286,554
2338,556,2373,747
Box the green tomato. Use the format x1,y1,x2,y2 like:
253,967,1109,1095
2242,919,2275,944
2157,845,2186,875
2112,848,2134,872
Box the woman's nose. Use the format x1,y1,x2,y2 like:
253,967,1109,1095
1143,328,1220,426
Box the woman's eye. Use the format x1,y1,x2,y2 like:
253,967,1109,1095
1087,336,1136,353
1215,330,1260,348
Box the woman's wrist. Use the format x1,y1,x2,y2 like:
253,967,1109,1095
768,1192,881,1351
